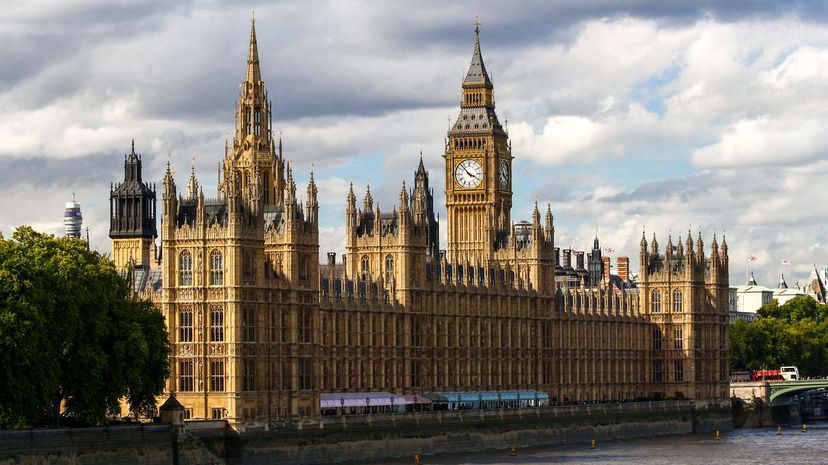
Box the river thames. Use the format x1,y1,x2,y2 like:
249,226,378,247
377,423,828,465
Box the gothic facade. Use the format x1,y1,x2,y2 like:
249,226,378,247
110,18,730,426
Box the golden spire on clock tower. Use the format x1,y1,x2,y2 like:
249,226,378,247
444,18,512,263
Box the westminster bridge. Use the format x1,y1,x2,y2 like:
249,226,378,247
730,378,828,426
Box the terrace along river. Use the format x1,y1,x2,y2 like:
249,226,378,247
374,422,828,465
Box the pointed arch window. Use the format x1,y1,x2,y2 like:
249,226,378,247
385,255,394,283
361,255,369,279
651,290,661,313
652,327,662,350
179,251,193,286
673,290,683,313
210,250,223,286
245,109,252,135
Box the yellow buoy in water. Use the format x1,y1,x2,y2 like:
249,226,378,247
591,439,597,449
801,424,807,432
510,446,517,456
414,453,421,465
777,425,782,434
714,430,721,441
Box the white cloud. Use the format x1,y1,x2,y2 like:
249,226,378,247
691,117,828,168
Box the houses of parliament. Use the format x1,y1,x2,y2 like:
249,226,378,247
109,17,731,425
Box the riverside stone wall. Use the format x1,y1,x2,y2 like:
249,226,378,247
0,401,732,465
240,401,701,464
0,424,173,465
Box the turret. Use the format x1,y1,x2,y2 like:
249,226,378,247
187,159,199,200
306,171,318,223
544,204,554,242
363,185,374,211
685,231,694,260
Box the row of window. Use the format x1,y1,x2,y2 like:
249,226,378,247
652,327,684,350
651,290,683,313
245,109,263,136
360,255,395,282
652,360,684,383
178,307,312,344
179,250,311,286
178,358,311,392
179,250,224,286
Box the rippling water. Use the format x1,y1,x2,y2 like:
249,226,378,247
375,423,828,465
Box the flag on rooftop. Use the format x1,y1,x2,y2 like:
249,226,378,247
782,258,791,266
604,247,615,254
747,255,758,262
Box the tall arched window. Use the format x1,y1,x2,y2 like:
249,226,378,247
385,255,394,283
210,250,223,286
179,251,193,286
673,290,683,313
361,255,369,278
651,290,661,313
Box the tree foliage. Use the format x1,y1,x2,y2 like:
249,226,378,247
730,295,828,376
0,227,169,427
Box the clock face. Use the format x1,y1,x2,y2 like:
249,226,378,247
499,160,510,188
455,159,483,189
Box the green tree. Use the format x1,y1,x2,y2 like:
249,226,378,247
0,227,169,427
731,295,828,376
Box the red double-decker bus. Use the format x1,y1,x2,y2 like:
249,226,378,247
752,369,784,381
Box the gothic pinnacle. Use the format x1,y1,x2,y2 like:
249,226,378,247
246,11,261,83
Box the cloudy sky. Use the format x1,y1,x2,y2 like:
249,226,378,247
1,0,827,287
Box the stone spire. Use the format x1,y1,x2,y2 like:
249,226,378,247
464,17,492,88
163,159,175,199
363,184,374,211
347,182,356,210
187,158,199,199
532,201,541,226
306,170,318,222
399,180,409,212
246,12,261,83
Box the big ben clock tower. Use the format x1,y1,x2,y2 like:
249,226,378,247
445,19,512,263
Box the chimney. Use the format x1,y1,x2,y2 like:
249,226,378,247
562,249,572,269
574,251,585,271
602,256,611,282
554,247,560,267
617,256,630,282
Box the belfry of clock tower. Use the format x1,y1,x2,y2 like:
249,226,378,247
444,21,512,263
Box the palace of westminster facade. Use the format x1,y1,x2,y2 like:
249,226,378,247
109,18,731,424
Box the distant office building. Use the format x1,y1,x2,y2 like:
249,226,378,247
730,272,806,322
64,194,82,238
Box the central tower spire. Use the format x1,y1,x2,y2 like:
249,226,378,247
246,11,261,83
225,13,283,205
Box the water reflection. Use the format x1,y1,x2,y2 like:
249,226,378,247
374,423,828,465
